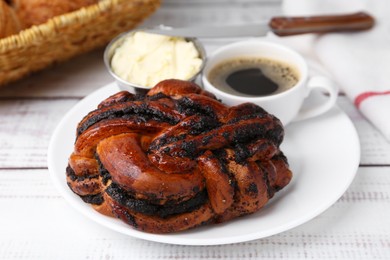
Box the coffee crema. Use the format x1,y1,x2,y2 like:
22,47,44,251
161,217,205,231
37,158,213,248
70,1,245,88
207,57,299,97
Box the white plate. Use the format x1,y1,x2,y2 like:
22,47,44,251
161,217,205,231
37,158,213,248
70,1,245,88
48,82,360,246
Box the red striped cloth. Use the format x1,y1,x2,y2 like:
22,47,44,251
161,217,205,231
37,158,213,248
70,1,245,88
281,0,390,141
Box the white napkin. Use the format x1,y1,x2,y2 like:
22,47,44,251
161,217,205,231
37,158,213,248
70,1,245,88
281,0,390,141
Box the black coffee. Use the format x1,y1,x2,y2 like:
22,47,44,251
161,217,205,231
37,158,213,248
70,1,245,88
208,57,299,97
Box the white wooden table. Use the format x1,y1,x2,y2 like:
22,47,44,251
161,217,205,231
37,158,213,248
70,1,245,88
1,1,390,259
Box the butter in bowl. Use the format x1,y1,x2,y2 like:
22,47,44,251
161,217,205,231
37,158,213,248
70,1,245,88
104,30,206,93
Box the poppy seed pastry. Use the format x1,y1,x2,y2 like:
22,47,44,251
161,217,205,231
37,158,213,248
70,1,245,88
66,79,292,233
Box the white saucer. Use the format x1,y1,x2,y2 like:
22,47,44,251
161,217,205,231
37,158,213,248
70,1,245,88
48,82,360,245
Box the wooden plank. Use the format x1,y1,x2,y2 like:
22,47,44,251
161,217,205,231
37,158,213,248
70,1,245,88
0,49,113,98
0,99,78,168
337,97,390,165
0,167,388,259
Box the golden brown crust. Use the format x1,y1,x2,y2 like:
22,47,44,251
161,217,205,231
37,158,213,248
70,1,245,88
147,79,216,99
217,157,270,223
97,133,206,201
92,194,115,217
198,151,234,215
0,0,21,38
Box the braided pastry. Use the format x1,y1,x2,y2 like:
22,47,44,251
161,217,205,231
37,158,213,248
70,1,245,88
66,79,292,233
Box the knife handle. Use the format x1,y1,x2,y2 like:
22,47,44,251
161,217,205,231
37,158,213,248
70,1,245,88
269,12,375,36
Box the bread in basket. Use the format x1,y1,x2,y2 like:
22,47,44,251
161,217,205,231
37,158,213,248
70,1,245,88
0,0,160,86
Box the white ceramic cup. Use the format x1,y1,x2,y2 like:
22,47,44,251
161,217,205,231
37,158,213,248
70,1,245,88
202,40,338,125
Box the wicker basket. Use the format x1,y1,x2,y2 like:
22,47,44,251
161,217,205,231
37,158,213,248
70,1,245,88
0,0,160,86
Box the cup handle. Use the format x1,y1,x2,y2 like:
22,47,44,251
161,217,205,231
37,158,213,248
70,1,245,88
293,76,339,122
